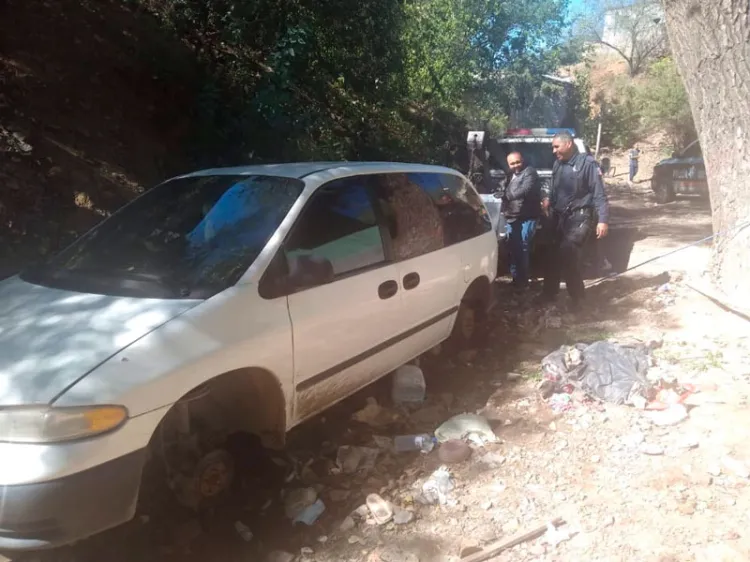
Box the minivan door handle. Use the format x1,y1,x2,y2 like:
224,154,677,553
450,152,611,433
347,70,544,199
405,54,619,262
378,280,399,300
403,272,420,290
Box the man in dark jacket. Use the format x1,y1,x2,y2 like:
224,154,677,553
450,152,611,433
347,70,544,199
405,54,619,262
541,131,609,309
503,151,541,288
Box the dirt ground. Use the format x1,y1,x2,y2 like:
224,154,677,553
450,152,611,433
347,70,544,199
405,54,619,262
10,175,750,562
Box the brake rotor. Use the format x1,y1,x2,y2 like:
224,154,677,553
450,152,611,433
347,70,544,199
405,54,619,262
195,449,235,500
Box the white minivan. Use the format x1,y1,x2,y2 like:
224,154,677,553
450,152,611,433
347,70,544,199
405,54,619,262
0,162,497,552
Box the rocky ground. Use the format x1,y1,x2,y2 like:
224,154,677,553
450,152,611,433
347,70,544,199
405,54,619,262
9,180,750,562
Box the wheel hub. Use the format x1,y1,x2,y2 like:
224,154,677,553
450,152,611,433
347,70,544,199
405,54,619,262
195,449,235,500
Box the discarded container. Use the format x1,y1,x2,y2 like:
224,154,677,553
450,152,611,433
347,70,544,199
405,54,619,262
421,466,455,505
434,413,498,445
438,439,472,464
394,434,436,453
391,365,426,404
366,493,393,525
294,499,326,525
233,521,254,542
284,487,318,523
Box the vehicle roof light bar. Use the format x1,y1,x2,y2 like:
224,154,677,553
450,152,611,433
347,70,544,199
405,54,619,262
504,128,576,137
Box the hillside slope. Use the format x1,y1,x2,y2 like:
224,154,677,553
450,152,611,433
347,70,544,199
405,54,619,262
0,0,201,276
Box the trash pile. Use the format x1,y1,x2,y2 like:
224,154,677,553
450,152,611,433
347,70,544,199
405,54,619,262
252,363,508,558
540,340,653,405
539,339,696,421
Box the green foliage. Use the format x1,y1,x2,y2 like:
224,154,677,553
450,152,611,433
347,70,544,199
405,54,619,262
570,67,598,144
134,0,580,166
596,80,641,149
637,57,696,149
592,56,695,150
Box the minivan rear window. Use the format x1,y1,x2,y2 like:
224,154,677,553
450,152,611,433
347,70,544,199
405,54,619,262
22,174,304,299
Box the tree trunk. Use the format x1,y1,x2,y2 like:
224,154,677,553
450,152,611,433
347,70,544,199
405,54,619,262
661,0,750,301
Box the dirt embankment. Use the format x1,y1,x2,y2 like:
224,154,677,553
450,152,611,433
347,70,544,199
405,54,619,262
0,0,201,278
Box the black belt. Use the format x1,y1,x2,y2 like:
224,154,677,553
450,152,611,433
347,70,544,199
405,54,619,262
560,206,593,217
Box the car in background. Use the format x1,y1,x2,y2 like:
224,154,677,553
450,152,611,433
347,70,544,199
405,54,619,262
0,162,496,554
651,139,707,204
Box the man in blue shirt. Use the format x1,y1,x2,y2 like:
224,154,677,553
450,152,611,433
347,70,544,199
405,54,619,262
541,131,610,310
629,146,640,183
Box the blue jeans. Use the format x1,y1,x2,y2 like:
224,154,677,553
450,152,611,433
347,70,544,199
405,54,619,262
629,160,639,181
505,218,537,287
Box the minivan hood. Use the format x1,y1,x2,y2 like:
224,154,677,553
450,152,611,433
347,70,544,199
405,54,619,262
0,276,199,406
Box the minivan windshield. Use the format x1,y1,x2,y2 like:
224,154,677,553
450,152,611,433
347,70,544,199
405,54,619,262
22,174,304,299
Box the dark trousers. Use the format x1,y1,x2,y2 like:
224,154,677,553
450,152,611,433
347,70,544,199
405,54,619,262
542,209,594,303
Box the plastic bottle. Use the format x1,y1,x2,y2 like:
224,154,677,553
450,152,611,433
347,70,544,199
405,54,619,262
391,364,426,404
233,521,254,542
394,434,437,453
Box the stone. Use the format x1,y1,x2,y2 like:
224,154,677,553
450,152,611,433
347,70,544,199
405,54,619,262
392,506,414,525
640,443,665,456
693,543,747,561
690,473,714,487
502,519,520,534
677,500,697,515
267,551,296,562
329,489,351,502
622,432,645,448
339,516,356,532
679,436,700,450
438,440,473,464
722,457,750,479
646,404,689,427
380,546,420,562
478,452,507,469
459,540,482,558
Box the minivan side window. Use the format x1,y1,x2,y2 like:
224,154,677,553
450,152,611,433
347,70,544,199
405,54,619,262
374,172,491,256
282,177,387,291
371,173,445,261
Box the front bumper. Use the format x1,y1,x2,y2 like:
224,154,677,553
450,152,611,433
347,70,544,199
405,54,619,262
0,449,146,551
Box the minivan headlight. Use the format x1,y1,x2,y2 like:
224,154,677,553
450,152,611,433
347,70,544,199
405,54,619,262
0,406,128,444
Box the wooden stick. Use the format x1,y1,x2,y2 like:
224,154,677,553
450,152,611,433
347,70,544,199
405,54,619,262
461,517,565,562
685,281,750,323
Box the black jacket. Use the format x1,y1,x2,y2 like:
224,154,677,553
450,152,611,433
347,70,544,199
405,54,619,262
549,152,609,223
503,166,541,220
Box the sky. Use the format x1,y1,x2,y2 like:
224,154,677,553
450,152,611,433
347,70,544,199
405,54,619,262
568,0,588,21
